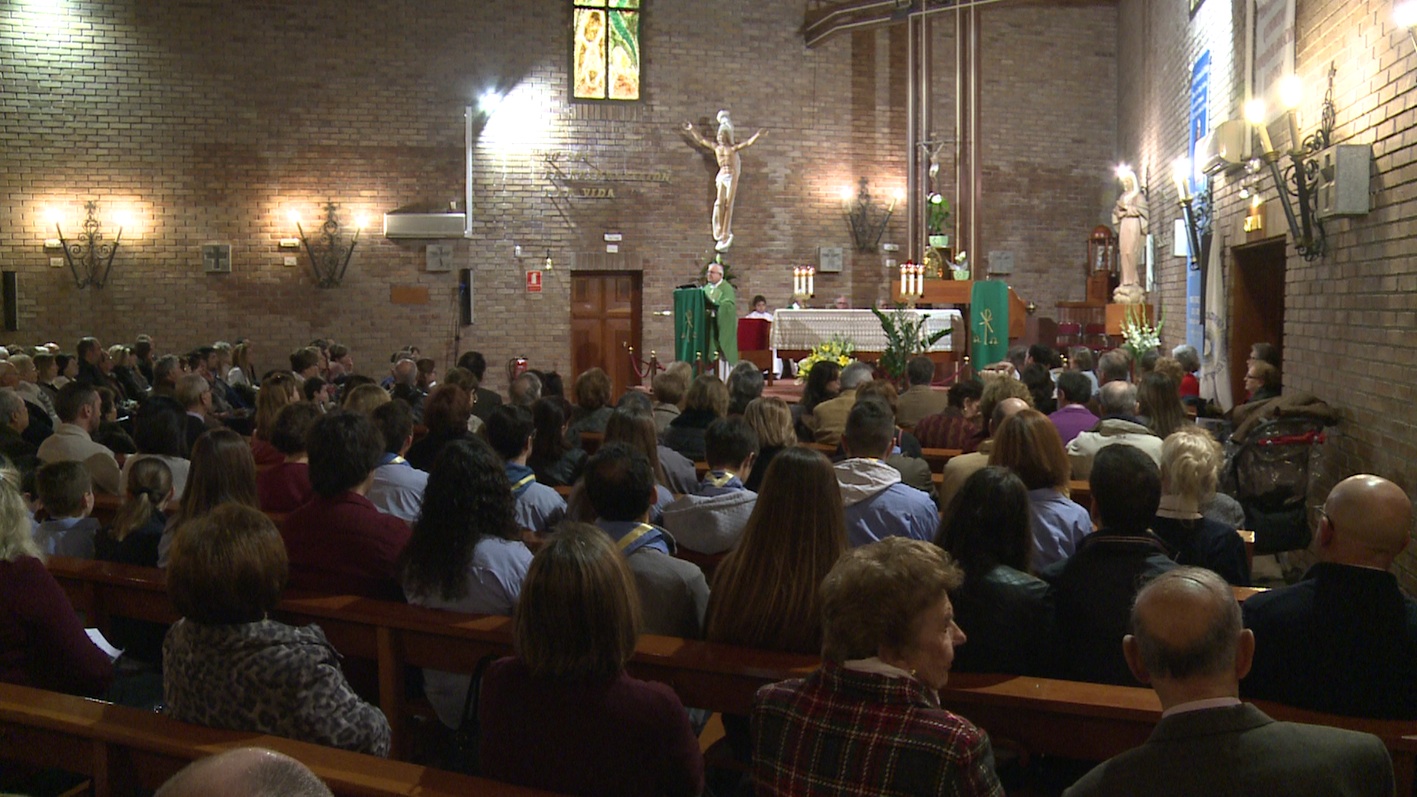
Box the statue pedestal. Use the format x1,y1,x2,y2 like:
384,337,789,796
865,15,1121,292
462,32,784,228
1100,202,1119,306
1105,303,1154,336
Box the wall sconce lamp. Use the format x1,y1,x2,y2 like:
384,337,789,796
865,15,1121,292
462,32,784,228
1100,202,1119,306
1243,69,1332,261
46,201,129,289
288,201,367,288
1172,158,1207,266
841,178,900,253
1396,0,1417,50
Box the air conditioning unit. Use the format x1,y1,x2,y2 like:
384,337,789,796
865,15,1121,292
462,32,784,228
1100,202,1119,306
383,212,467,239
1198,119,1250,175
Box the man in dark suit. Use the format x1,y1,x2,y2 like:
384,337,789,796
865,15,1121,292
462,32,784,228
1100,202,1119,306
456,350,503,421
1066,567,1394,796
1242,474,1417,719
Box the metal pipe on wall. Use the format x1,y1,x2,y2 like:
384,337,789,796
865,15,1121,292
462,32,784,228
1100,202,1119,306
907,13,919,261
968,2,981,278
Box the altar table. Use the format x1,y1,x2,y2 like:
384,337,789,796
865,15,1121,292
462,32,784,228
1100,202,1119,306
770,309,962,361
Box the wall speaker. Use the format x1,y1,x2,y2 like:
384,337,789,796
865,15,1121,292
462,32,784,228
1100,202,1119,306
2,272,17,332
458,268,473,326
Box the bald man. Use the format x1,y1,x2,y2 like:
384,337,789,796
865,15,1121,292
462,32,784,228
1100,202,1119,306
938,394,1030,509
156,748,333,797
1065,568,1393,796
1241,474,1417,719
1065,379,1163,480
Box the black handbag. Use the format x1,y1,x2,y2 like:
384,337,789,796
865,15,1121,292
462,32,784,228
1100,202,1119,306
446,653,499,774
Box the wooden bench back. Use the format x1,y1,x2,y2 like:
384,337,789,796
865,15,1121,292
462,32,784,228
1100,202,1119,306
43,557,1411,795
0,681,559,796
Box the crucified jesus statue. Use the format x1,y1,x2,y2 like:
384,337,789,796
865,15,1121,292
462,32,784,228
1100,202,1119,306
682,110,765,252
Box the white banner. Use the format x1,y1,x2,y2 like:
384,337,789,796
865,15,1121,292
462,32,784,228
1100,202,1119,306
1200,234,1234,411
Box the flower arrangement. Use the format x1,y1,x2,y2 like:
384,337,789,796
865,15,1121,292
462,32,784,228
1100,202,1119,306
872,304,951,383
1120,303,1164,362
952,250,970,279
796,336,856,384
927,193,952,235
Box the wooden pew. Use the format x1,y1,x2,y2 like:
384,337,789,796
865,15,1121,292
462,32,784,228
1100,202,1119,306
51,559,1410,793
920,447,962,473
0,682,559,797
45,557,816,757
939,673,1417,794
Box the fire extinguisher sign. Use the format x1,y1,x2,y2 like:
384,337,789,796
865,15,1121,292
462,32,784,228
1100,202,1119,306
525,270,543,293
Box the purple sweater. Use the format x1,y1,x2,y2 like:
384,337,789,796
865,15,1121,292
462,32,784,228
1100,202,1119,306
0,556,113,696
479,657,704,797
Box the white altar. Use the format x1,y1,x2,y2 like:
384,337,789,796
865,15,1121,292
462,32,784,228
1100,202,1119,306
770,309,962,354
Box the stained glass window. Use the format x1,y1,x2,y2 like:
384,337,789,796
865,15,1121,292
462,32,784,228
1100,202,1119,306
573,0,640,101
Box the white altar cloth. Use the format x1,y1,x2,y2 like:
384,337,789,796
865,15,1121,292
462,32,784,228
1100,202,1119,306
770,309,961,352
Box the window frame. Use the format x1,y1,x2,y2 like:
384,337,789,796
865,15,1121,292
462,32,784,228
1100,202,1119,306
570,0,643,103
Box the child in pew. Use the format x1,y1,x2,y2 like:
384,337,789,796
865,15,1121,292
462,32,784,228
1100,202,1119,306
661,417,758,555
96,456,172,568
33,460,98,559
94,457,174,679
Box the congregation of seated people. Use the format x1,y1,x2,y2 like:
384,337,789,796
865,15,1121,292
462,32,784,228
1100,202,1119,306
2,333,1412,797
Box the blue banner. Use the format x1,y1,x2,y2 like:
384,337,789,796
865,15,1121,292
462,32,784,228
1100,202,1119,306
1186,51,1210,352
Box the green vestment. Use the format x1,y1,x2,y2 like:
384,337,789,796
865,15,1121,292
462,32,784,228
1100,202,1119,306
702,280,738,363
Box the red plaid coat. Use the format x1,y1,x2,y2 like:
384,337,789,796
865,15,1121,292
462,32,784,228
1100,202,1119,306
752,662,1003,796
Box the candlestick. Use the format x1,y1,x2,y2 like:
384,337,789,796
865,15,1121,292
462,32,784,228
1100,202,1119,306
807,268,814,297
1286,109,1302,155
900,263,907,295
1256,120,1274,156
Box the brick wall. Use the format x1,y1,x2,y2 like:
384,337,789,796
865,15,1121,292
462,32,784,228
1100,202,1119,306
1117,0,1417,590
1,0,1114,391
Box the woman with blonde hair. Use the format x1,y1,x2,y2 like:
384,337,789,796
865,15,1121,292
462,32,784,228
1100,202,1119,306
479,523,703,796
342,382,391,416
988,408,1092,569
0,475,113,697
742,396,793,492
1153,426,1250,586
705,446,846,769
250,371,300,467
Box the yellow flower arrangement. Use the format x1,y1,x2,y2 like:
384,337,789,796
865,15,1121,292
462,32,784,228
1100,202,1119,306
796,336,856,383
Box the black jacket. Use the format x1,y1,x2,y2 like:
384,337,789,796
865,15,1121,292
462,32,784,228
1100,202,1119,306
950,564,1054,676
1041,528,1177,685
1242,562,1417,719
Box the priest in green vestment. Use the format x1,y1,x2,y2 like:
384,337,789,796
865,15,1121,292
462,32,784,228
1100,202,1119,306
702,261,738,363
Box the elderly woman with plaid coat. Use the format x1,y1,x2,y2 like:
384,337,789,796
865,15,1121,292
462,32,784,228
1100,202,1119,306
751,537,1003,796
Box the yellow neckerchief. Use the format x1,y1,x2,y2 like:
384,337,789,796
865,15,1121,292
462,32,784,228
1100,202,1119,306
510,472,536,491
615,522,657,552
703,469,737,489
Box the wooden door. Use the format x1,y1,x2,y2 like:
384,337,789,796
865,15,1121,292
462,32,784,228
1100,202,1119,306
570,272,641,399
1228,240,1286,402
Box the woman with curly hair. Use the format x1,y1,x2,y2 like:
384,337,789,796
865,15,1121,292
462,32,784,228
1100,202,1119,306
399,438,531,731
